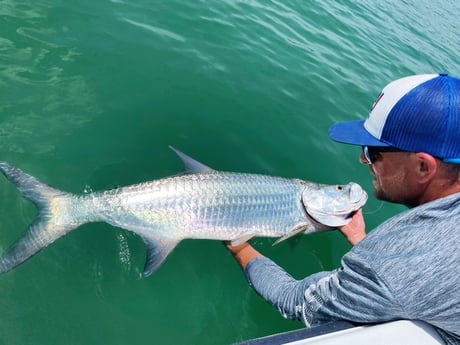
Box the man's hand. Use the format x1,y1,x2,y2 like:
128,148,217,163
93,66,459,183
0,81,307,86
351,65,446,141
339,209,366,245
225,242,263,269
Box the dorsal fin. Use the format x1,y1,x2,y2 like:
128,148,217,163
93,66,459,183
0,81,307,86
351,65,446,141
169,146,214,174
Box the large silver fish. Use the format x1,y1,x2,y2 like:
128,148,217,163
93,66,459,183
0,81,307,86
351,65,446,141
0,147,367,277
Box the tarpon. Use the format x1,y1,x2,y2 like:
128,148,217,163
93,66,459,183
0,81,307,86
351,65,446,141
0,147,367,277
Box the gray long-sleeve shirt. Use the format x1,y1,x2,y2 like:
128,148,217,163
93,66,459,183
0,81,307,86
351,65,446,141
244,192,460,344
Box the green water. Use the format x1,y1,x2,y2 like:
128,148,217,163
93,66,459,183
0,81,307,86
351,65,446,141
1,0,459,344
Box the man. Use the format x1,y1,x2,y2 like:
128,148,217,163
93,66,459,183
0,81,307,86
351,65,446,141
226,73,460,344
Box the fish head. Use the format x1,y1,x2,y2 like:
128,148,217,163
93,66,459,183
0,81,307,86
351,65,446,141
301,182,368,227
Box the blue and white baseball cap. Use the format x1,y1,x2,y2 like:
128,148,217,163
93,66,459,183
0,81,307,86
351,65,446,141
329,73,460,163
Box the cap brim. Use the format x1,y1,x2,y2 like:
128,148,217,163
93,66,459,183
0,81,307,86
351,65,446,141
328,120,390,147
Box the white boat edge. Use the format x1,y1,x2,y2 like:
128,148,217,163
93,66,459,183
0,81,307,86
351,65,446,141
236,320,445,345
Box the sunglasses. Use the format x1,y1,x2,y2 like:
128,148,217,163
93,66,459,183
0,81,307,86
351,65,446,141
361,146,405,165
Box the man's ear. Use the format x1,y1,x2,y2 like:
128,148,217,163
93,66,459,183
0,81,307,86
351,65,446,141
414,152,438,183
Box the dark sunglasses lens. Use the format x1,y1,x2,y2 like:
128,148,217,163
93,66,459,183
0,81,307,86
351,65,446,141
362,146,373,164
362,146,403,164
367,147,378,163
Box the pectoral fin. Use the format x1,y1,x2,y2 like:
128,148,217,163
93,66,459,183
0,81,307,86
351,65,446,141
272,224,307,246
141,236,180,277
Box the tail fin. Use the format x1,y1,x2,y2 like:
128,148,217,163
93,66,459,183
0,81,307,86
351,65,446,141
0,162,80,274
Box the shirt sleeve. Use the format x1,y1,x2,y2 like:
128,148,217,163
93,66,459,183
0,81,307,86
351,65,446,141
244,252,407,327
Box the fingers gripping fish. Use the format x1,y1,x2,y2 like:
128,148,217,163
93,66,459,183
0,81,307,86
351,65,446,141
0,147,367,277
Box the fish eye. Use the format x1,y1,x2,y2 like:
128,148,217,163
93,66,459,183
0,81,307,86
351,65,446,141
336,185,343,190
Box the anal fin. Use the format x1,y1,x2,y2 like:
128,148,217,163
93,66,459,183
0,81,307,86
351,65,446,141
141,236,180,277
